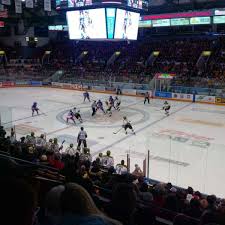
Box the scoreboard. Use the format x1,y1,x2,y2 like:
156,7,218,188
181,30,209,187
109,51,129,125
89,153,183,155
66,8,140,40
56,0,148,10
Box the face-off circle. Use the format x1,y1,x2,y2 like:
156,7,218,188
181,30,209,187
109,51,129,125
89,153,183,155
56,106,149,128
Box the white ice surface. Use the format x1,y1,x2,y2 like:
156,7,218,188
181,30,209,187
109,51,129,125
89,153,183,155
1,87,225,197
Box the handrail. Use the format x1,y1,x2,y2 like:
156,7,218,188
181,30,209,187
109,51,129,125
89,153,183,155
0,153,59,172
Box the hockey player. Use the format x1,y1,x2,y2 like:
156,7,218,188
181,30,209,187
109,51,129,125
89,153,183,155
97,100,105,114
73,107,83,123
83,91,90,102
91,100,97,116
105,101,112,117
163,101,171,116
77,127,87,148
114,96,121,111
32,102,39,116
123,116,135,135
66,110,76,124
109,96,116,109
144,92,150,104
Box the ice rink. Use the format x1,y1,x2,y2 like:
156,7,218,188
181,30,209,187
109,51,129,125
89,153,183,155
1,87,225,197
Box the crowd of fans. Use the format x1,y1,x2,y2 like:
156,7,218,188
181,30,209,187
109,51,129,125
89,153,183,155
0,36,225,89
1,123,225,225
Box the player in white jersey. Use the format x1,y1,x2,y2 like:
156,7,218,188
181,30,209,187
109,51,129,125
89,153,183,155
77,127,87,148
123,116,135,135
163,101,171,116
114,96,121,111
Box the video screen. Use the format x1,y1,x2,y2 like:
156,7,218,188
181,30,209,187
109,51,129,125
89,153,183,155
66,9,107,39
127,0,142,9
114,9,140,40
68,0,92,7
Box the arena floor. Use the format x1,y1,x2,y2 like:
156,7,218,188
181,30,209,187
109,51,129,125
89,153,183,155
1,87,225,197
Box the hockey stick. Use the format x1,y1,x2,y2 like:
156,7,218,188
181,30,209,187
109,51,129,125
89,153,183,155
39,109,47,116
59,140,66,152
113,127,123,134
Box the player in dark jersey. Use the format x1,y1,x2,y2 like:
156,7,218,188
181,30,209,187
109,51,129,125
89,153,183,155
163,101,171,116
97,100,105,114
31,102,39,116
66,110,76,124
73,107,83,123
105,101,112,117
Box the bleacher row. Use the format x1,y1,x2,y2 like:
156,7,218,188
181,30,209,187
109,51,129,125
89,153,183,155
0,37,225,88
0,124,225,225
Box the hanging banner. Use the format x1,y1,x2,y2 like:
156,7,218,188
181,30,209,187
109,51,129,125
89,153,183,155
44,0,51,11
15,0,22,13
25,0,33,8
1,0,11,5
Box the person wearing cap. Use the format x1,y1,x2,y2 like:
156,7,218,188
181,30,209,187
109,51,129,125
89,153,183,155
77,127,87,148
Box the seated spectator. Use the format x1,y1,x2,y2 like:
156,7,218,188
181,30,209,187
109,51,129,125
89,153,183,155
25,131,36,146
0,178,37,225
35,134,46,153
115,160,128,175
102,150,114,168
65,143,77,156
138,182,153,203
106,183,137,225
185,198,202,218
132,164,143,177
45,185,65,225
60,183,121,225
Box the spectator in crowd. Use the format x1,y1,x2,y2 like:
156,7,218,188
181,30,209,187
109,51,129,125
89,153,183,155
107,183,137,225
25,131,36,146
0,178,37,225
60,183,121,225
116,160,128,175
102,150,114,168
65,143,77,156
132,164,143,177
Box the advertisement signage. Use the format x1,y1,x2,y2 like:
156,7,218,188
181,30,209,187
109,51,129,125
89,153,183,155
213,16,225,24
190,16,211,25
155,91,172,98
152,19,170,27
171,18,190,26
172,93,193,101
139,20,152,27
196,95,215,103
215,97,225,104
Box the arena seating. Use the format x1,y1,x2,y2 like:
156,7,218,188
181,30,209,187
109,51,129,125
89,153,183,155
0,125,225,225
1,37,225,90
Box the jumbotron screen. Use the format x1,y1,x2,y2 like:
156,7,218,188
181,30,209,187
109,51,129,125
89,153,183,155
67,9,107,39
56,0,148,10
66,8,140,40
114,9,139,40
